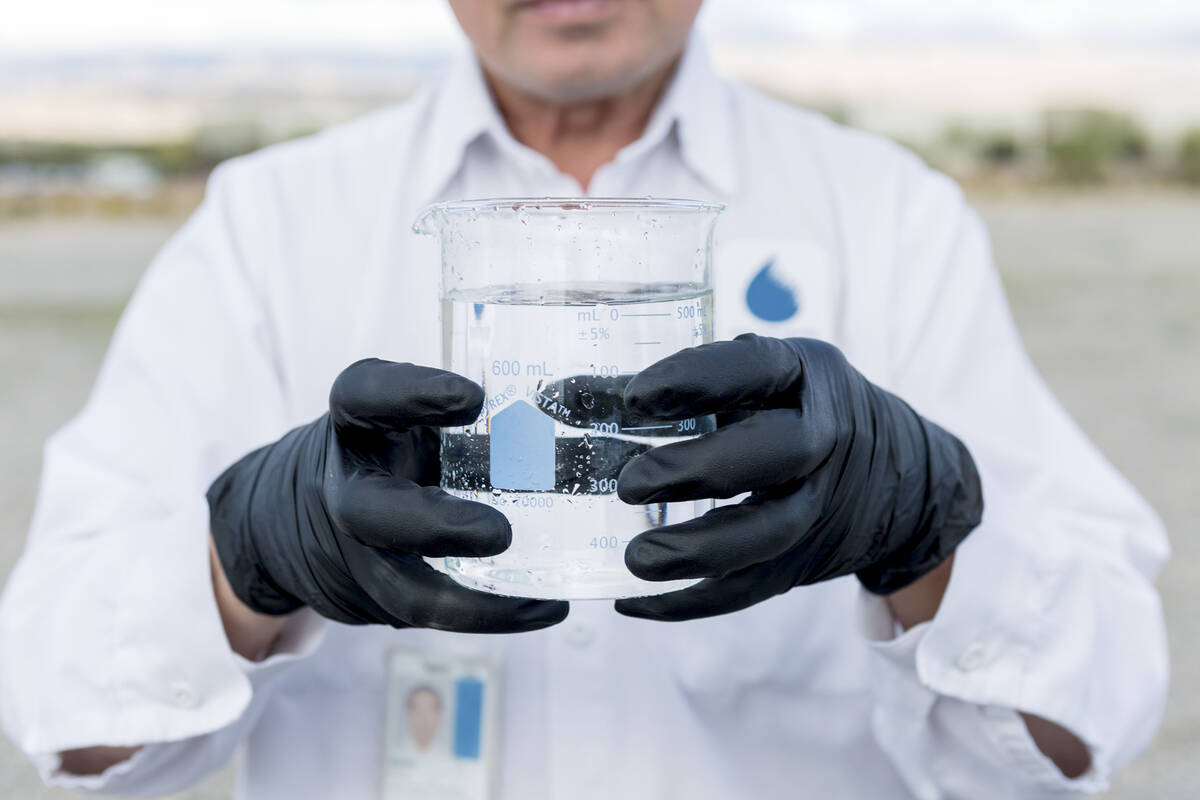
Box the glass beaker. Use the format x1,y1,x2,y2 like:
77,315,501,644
413,197,723,600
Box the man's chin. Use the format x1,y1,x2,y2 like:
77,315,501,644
532,76,641,104
503,55,664,104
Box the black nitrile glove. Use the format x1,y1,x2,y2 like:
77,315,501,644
614,334,982,621
207,359,569,632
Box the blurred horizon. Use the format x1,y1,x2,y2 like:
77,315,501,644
5,0,1200,144
4,0,1200,214
7,0,1200,55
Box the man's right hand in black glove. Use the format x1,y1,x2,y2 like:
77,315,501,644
207,358,569,633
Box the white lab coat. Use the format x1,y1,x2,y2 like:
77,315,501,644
0,39,1169,799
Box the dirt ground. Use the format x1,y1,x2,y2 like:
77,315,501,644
1,191,1197,798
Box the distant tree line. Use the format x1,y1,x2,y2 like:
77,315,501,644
0,121,323,179
922,110,1200,185
1,110,1199,219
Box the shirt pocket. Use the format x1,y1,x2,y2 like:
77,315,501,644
713,238,838,342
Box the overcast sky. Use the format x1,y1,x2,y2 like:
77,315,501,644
4,0,1200,55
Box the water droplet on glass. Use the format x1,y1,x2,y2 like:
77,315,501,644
580,392,594,409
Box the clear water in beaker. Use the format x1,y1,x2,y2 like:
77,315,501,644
415,198,722,600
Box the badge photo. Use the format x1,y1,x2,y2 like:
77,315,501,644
381,648,501,800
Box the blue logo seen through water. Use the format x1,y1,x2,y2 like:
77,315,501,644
489,400,554,491
745,258,799,322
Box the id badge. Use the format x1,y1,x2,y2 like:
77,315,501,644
381,647,501,800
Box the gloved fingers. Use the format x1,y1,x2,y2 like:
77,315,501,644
614,560,795,622
333,473,512,557
300,565,412,628
617,408,835,503
623,482,824,581
623,334,805,418
535,374,633,429
343,546,570,633
385,425,442,486
330,359,484,435
531,373,715,438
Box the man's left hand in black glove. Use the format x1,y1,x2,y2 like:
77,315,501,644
615,334,983,621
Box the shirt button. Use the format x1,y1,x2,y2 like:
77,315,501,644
565,622,595,648
956,642,991,672
169,681,201,708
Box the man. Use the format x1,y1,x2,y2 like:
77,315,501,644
0,1,1168,798
406,687,444,754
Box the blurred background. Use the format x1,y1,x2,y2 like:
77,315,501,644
1,0,1197,797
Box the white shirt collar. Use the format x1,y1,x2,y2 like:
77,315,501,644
415,35,738,202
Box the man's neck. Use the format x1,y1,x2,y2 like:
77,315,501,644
484,60,679,190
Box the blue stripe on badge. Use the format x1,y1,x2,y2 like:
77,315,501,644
453,678,484,759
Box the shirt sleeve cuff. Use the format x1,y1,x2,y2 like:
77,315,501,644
977,705,1106,794
854,567,1107,795
34,743,174,792
33,610,326,794
231,606,326,681
3,497,328,761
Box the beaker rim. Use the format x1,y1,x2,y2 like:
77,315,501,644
422,196,725,215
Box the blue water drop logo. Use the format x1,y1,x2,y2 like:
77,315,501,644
745,258,799,322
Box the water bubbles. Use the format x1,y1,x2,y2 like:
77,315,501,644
491,488,503,497
580,391,595,410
